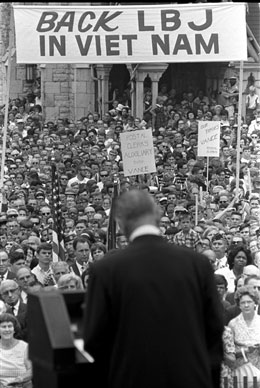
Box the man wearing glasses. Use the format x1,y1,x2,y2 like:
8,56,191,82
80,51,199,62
60,175,69,193
0,279,27,341
97,170,109,191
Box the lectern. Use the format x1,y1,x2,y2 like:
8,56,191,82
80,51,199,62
27,290,97,388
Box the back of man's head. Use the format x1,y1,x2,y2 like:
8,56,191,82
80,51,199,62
115,190,160,238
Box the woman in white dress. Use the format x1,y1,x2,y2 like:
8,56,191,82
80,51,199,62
0,313,32,388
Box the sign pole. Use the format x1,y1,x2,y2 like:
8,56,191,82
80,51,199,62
235,60,244,197
195,194,198,226
206,156,209,193
0,8,14,207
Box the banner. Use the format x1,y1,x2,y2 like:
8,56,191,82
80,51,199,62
120,129,156,177
13,3,247,64
197,121,220,157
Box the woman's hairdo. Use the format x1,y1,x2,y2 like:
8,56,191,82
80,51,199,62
0,312,21,334
234,285,259,306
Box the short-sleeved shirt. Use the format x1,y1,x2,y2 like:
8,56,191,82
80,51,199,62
173,229,201,250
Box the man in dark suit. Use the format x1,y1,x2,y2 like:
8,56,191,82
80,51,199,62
0,249,16,283
69,235,91,278
83,190,224,388
0,279,28,341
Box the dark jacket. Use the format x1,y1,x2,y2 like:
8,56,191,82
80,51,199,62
7,300,28,342
83,235,224,388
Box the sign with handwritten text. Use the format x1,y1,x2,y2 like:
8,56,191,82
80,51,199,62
198,121,220,157
120,129,156,176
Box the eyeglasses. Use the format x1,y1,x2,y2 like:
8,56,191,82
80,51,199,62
2,288,19,296
41,212,51,216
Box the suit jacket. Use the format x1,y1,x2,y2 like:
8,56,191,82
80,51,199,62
7,300,28,342
5,270,16,280
83,235,224,388
69,262,81,277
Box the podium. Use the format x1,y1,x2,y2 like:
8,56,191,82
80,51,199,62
27,290,97,388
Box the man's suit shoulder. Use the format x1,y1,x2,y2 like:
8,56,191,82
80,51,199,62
7,270,16,279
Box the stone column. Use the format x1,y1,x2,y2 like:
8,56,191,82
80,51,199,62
96,64,112,118
135,72,148,119
135,63,168,120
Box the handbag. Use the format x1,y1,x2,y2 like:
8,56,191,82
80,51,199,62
234,347,260,388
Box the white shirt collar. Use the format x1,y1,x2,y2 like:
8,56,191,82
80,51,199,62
129,225,161,242
76,261,85,275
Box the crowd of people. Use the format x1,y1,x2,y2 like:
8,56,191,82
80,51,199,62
0,76,260,387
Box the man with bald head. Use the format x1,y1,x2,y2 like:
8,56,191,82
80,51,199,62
243,264,260,279
83,189,224,388
16,266,34,304
202,249,217,271
0,279,27,341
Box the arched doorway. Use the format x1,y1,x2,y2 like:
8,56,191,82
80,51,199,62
109,64,130,108
159,62,208,102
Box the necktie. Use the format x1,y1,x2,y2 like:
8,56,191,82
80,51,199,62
0,275,4,283
11,306,15,315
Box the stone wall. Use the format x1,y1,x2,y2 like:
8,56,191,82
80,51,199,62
0,2,96,121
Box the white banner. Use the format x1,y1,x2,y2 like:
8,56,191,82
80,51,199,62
13,3,247,64
120,129,156,177
197,121,220,157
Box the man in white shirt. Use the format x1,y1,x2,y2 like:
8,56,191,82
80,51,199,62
248,108,260,135
211,233,228,270
31,243,56,287
246,86,260,118
67,165,91,188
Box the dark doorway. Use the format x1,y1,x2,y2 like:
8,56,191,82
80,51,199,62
109,64,130,107
159,62,208,101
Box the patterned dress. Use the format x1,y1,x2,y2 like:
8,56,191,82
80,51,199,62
221,326,236,388
228,313,260,370
228,313,260,387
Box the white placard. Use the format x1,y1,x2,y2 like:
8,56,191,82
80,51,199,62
120,129,156,177
197,121,220,157
13,3,247,64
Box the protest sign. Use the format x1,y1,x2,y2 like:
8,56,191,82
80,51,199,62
120,129,156,177
13,3,247,63
197,121,220,157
